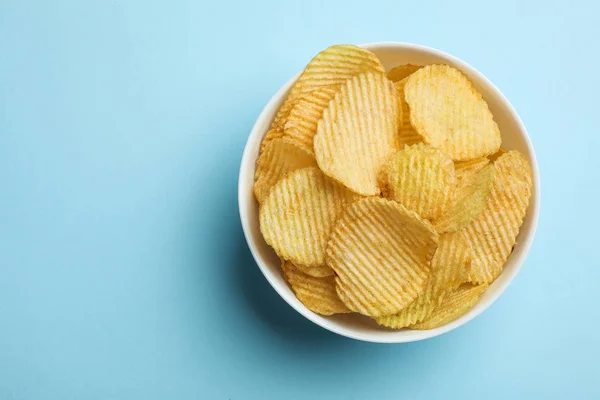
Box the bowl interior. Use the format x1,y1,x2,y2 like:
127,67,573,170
239,43,539,343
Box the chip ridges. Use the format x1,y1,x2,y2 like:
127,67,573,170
378,143,456,220
327,197,439,317
394,78,423,145
463,151,533,283
315,72,401,195
253,137,317,204
375,231,470,328
259,167,357,267
405,64,501,161
282,260,350,315
284,86,339,151
410,283,488,330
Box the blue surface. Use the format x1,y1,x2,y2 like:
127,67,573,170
1,1,598,399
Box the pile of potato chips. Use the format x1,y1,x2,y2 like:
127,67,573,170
254,45,533,330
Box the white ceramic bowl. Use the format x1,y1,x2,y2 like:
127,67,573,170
238,42,540,343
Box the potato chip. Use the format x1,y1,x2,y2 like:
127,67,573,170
488,147,508,162
283,86,339,151
326,197,439,317
434,164,494,234
405,64,501,161
454,157,490,180
387,64,422,82
410,283,488,330
270,96,298,131
271,45,384,132
463,151,533,283
394,79,423,145
292,45,385,98
282,260,350,315
260,167,357,267
378,143,456,220
376,231,470,328
259,128,285,154
253,138,317,204
315,72,401,195
295,263,334,278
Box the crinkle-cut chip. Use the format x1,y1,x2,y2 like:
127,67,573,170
378,143,456,220
434,164,495,234
282,260,350,315
488,147,508,162
454,157,490,180
394,79,423,144
259,128,285,154
270,95,298,131
326,197,439,317
295,263,334,278
387,64,423,82
405,64,501,161
315,72,401,195
283,86,340,152
376,231,470,328
463,151,533,283
253,138,317,204
292,45,385,98
260,167,357,267
410,283,488,330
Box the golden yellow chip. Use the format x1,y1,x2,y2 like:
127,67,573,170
326,197,439,317
378,143,456,220
376,231,470,328
387,64,423,82
292,45,385,97
463,151,533,283
271,45,384,132
488,147,508,162
253,138,317,204
394,78,423,146
315,72,401,195
295,263,334,278
282,260,350,315
454,157,490,180
410,283,488,330
405,64,501,161
260,167,357,267
259,128,285,154
270,95,297,131
283,86,339,152
434,164,495,234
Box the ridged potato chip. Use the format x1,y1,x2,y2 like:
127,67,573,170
295,263,334,278
434,164,495,234
260,167,357,267
253,138,317,204
376,231,470,328
259,128,285,154
387,64,422,82
378,143,456,220
271,45,385,131
282,260,350,315
283,86,339,152
454,157,490,180
463,151,533,283
410,283,488,330
405,64,501,161
394,79,423,146
326,197,439,317
315,72,401,195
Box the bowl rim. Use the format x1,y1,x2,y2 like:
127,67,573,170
238,41,541,343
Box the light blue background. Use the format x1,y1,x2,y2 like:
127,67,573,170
1,1,598,399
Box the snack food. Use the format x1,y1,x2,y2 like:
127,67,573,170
254,45,533,330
